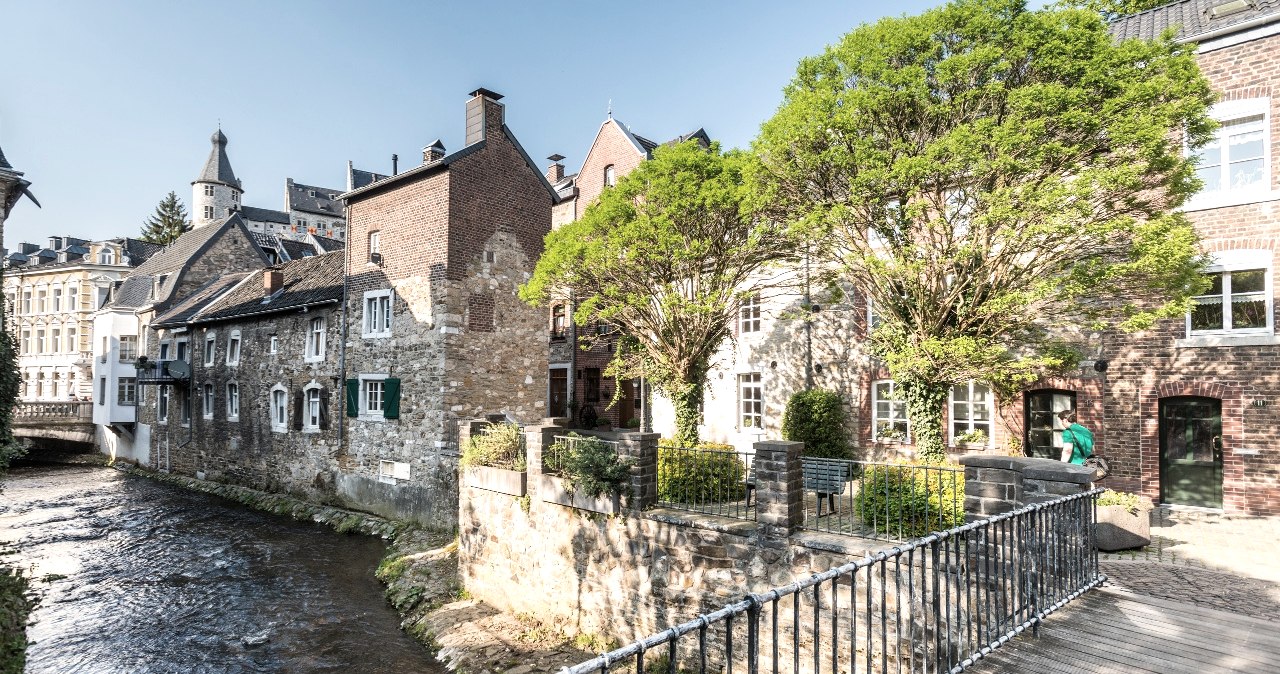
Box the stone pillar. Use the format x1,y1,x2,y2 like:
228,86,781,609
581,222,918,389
617,432,659,511
524,423,560,479
753,440,804,540
959,455,1094,521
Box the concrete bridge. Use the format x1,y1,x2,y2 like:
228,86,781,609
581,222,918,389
13,401,97,451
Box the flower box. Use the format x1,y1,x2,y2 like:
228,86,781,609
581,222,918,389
463,466,527,497
537,474,621,515
1095,504,1151,551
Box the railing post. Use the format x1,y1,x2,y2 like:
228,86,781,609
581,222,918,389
753,440,803,540
617,432,659,511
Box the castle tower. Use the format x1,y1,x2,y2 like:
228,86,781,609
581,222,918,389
191,129,243,228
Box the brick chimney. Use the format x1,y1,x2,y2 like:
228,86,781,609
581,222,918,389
423,139,446,163
464,88,505,147
546,154,565,183
264,269,284,295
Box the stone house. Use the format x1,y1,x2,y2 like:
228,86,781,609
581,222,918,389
144,252,345,497
0,140,37,248
337,88,556,527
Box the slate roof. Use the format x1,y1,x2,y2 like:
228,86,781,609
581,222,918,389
133,217,235,277
311,234,344,253
151,273,250,327
183,251,344,324
196,129,241,188
240,205,291,225
6,252,28,265
112,275,157,308
286,179,344,217
1111,0,1280,42
119,238,164,266
279,238,316,260
0,142,10,170
349,166,390,191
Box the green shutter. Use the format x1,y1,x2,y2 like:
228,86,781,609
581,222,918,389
345,378,359,417
383,377,401,419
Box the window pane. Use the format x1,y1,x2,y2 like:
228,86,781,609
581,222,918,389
1194,139,1221,169
953,401,970,422
952,384,968,402
1228,127,1264,161
1191,299,1224,331
1203,272,1224,295
952,422,968,438
1229,158,1264,189
1232,269,1266,294
1231,296,1268,329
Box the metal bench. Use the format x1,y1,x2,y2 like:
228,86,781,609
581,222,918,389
743,458,855,516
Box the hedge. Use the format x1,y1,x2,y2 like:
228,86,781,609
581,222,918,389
855,462,965,537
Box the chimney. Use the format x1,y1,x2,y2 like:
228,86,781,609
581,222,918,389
392,154,399,176
546,154,565,183
264,269,284,295
423,139,446,163
465,88,505,147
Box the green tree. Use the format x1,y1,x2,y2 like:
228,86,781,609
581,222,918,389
521,141,802,447
139,191,190,245
754,0,1214,462
1057,0,1169,22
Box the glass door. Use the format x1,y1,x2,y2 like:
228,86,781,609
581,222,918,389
1159,397,1223,508
1025,390,1077,459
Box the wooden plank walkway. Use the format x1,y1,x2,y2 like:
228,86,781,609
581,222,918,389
969,587,1280,673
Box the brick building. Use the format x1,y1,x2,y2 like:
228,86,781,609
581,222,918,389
338,88,555,526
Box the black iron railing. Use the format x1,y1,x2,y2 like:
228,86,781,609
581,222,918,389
546,434,621,477
562,489,1104,674
801,458,965,542
657,445,756,521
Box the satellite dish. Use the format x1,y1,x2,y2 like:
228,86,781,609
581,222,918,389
165,360,191,380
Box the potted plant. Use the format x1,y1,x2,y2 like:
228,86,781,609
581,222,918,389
954,428,989,451
1095,489,1154,551
461,422,527,496
875,423,907,444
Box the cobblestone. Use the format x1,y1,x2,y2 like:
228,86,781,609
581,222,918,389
1099,506,1280,622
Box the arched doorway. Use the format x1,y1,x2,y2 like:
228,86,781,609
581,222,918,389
1025,389,1076,459
1159,396,1223,508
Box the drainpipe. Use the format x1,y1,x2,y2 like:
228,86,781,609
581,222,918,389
337,203,350,452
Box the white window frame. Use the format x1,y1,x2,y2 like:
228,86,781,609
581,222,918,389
65,327,77,354
202,382,215,419
949,381,993,446
269,336,279,354
1187,98,1272,209
359,373,388,421
1187,249,1273,337
872,379,910,443
157,386,170,424
226,330,241,366
378,459,412,484
738,294,761,334
303,381,322,432
204,332,216,366
738,372,763,431
270,384,288,432
226,381,240,421
362,289,393,338
119,335,137,362
117,377,137,406
368,231,381,258
305,316,326,362
203,205,214,219
98,249,115,265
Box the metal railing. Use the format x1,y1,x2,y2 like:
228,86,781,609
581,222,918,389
563,489,1104,674
801,459,964,542
14,401,94,421
546,434,621,477
657,445,756,521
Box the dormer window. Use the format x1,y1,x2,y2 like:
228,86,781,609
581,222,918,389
98,248,115,265
603,164,616,188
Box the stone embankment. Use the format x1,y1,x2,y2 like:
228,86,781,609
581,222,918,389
117,463,592,673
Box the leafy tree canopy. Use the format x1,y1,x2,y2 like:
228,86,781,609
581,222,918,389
140,191,190,245
521,140,804,446
1056,0,1170,22
754,0,1215,461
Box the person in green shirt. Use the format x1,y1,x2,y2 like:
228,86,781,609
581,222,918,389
1058,410,1094,465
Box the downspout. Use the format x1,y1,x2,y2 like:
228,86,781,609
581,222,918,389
177,326,195,450
337,203,350,453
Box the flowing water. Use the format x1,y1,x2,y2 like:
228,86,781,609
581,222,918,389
0,463,444,673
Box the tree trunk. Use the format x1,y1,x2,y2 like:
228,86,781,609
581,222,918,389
899,377,949,464
669,362,709,448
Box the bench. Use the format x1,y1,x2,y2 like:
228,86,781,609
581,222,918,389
743,458,856,516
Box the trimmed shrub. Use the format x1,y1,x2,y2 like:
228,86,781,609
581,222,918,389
1097,489,1152,516
460,422,525,471
781,389,852,459
560,434,633,499
657,439,746,504
855,462,965,537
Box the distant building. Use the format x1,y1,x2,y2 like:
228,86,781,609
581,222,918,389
0,140,38,249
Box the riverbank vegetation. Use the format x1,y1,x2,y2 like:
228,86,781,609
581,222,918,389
0,563,34,674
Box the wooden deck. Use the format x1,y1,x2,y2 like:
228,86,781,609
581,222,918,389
969,587,1280,673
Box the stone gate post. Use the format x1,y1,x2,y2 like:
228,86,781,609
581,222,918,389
753,440,804,540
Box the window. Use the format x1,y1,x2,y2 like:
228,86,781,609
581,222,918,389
204,333,216,366
21,288,31,314
181,389,192,425
351,374,398,420
175,339,189,363
98,377,106,405
65,327,77,353
51,328,61,354
226,382,240,420
305,316,326,361
550,304,567,339
202,383,215,419
363,290,393,338
867,294,883,331
203,205,214,219
739,294,760,333
35,329,46,353
117,378,137,406
1189,251,1272,335
363,379,384,415
269,336,278,354
98,249,115,265
19,329,31,354
67,284,78,311
36,289,47,313
157,386,170,423
159,341,171,361
226,331,241,365
119,335,138,362
52,288,62,312
204,185,214,196
739,373,763,430
950,381,992,445
368,231,381,257
873,380,910,442
1194,108,1267,198
271,387,288,431
378,460,411,484
603,164,616,187
583,367,601,402
305,386,321,430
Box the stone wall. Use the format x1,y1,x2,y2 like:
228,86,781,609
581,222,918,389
959,454,1094,519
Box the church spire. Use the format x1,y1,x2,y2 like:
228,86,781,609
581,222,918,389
195,128,240,188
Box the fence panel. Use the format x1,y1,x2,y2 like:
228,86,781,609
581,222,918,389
562,489,1104,674
545,434,621,477
656,445,756,521
801,459,965,543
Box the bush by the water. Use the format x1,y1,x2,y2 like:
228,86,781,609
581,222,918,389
856,462,965,537
460,422,525,471
0,565,34,674
657,439,747,504
781,389,852,459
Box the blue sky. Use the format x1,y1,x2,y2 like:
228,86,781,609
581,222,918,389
3,0,943,246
